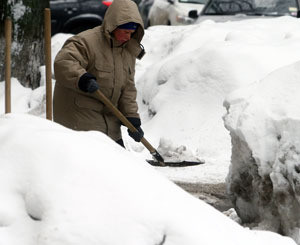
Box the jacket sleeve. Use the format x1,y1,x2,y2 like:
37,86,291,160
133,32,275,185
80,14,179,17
54,36,90,90
118,64,140,119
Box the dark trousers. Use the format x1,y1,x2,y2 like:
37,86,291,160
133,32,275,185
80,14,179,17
116,139,125,148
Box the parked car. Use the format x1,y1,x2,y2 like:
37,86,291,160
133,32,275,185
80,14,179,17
193,0,300,22
147,0,207,26
50,0,113,36
137,0,155,28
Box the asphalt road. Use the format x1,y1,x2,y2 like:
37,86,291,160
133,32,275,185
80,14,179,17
174,182,233,212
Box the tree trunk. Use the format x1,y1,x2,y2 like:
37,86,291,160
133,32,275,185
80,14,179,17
0,0,49,89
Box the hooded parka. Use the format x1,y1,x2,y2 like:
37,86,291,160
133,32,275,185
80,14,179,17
53,0,145,141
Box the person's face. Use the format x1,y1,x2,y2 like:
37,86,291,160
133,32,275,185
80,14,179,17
113,28,135,44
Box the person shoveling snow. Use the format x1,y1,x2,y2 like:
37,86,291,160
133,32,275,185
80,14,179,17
53,0,146,148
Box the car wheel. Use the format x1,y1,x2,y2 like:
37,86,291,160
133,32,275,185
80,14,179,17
72,25,94,34
68,22,101,34
70,25,87,34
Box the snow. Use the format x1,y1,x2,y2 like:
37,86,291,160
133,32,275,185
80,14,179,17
133,16,300,183
1,15,300,244
12,2,26,21
224,61,300,171
10,0,26,52
0,113,296,245
223,60,300,243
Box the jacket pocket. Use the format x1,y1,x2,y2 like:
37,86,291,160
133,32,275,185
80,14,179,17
94,62,113,88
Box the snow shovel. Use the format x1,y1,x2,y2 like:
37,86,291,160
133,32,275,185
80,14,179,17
94,89,204,167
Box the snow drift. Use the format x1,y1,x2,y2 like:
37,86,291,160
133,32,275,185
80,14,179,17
0,113,296,245
224,60,300,244
134,16,300,183
3,17,300,184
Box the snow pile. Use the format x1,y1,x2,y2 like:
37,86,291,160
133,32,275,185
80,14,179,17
0,78,35,114
156,138,204,163
0,113,296,245
134,16,300,183
223,61,300,243
3,16,300,185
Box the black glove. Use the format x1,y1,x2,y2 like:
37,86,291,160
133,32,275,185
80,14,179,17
128,126,144,142
78,73,99,93
127,117,144,142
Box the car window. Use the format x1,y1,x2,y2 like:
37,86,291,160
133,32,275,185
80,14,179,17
50,0,78,2
203,0,298,16
50,0,79,3
179,0,207,4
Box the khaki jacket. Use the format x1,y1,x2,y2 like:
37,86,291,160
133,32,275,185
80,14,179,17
53,0,144,141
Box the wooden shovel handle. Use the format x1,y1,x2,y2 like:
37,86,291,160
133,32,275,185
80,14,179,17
94,90,164,165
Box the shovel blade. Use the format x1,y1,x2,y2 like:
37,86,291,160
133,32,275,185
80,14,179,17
146,159,205,167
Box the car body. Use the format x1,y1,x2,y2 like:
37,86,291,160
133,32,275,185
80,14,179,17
148,0,207,26
50,0,113,36
195,0,300,23
136,0,155,28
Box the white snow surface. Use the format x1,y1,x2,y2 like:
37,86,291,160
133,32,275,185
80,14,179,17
224,60,300,175
0,113,296,245
2,17,300,184
223,57,300,244
134,16,300,183
1,16,300,244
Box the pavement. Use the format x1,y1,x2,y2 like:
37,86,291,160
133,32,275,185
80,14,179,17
174,181,233,212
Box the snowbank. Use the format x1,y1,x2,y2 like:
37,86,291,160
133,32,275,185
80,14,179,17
134,16,300,183
223,60,300,243
3,17,300,184
0,113,296,245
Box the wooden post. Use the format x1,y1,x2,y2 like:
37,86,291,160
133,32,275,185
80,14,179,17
44,8,52,120
5,17,12,114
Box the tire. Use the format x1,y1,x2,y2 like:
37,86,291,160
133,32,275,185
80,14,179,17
67,21,101,34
